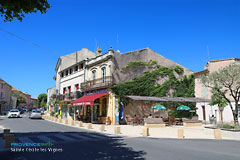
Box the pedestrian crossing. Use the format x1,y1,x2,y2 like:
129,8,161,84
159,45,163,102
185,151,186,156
14,133,121,144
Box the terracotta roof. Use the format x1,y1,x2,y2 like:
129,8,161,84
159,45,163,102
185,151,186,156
208,58,240,63
194,70,209,78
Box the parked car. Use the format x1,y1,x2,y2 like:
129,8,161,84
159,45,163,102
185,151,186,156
3,109,10,115
39,108,45,115
29,109,42,119
8,109,21,118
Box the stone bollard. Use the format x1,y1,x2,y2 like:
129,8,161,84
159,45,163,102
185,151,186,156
71,120,75,126
142,127,149,136
114,126,121,134
59,118,62,123
214,129,222,139
65,119,68,125
87,123,92,129
55,117,58,122
99,125,105,132
3,129,10,139
4,134,14,148
178,128,184,138
79,121,83,127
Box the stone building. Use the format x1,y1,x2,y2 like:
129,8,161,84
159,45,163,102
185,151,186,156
195,58,240,123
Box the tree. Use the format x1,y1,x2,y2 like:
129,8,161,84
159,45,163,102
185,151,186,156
12,91,26,107
201,63,240,128
38,93,47,108
0,0,50,22
209,86,228,126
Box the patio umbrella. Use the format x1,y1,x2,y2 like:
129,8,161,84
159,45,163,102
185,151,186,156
152,104,166,110
177,105,190,111
152,104,166,118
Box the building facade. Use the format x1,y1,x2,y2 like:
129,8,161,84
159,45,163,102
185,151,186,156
54,48,96,121
53,46,193,124
0,78,12,114
195,58,240,123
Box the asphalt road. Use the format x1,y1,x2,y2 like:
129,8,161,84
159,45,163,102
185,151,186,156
0,114,240,160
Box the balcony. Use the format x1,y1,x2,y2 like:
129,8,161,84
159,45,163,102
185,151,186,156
80,76,113,91
56,91,83,102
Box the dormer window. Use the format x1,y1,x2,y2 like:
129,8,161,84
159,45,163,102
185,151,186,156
80,63,83,70
61,72,64,78
75,65,78,72
65,70,68,76
69,68,72,74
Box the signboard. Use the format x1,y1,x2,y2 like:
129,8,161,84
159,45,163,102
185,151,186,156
190,110,196,113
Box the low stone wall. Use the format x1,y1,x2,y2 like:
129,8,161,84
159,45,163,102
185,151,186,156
183,122,202,127
145,123,166,128
204,127,240,140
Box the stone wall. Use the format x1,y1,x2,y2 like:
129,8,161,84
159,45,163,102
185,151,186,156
112,48,193,83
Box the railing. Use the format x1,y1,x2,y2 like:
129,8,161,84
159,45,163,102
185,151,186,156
56,91,83,101
80,76,113,91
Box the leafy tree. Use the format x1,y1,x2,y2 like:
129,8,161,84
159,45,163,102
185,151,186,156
0,0,50,22
209,86,228,126
201,63,240,128
38,93,47,108
112,61,195,118
12,91,26,107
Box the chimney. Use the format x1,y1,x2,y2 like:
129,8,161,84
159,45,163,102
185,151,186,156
96,46,102,56
108,46,114,54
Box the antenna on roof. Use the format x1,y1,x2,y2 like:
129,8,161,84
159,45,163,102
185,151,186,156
207,45,210,62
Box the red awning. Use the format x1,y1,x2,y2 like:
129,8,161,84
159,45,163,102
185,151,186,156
71,92,108,106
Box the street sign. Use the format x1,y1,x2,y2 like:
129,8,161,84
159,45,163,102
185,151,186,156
190,110,195,112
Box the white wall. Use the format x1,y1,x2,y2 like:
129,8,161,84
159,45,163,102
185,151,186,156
60,70,85,93
196,102,240,123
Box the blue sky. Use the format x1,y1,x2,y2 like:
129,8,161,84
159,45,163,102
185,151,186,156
0,0,239,97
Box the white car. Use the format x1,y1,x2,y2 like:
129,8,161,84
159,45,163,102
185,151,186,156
8,109,21,118
29,109,42,119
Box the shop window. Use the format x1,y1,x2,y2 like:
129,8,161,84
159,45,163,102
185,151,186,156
102,98,107,117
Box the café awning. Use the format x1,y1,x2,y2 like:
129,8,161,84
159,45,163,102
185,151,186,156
71,92,108,106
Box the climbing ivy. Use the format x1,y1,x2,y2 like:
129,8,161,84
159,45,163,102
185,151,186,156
121,60,157,72
112,60,195,117
174,66,184,74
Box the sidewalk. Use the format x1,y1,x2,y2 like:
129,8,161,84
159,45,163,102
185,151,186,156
43,117,240,140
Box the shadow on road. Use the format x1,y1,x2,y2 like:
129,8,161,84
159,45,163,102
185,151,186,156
0,131,146,160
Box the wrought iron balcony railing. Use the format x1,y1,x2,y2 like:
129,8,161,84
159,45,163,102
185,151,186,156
80,76,113,91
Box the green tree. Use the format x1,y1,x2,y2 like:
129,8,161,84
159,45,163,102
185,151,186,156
201,63,240,128
12,91,26,107
112,61,195,118
0,0,50,22
209,86,228,126
38,93,47,108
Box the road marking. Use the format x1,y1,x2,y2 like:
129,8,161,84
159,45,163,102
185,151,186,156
37,135,56,143
68,134,92,140
54,134,75,141
18,137,35,143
